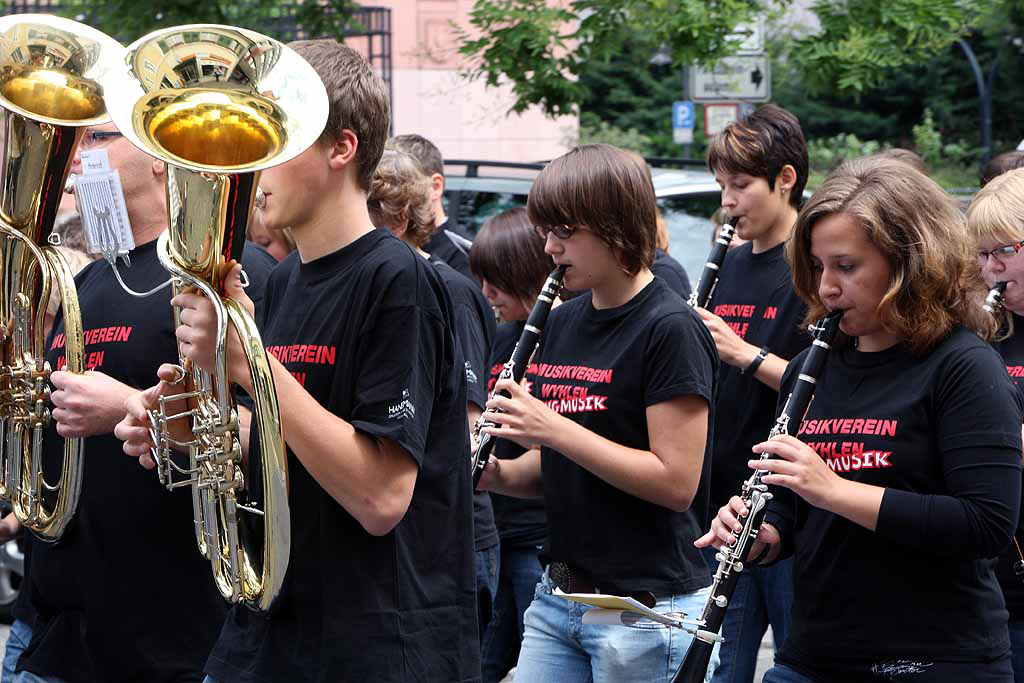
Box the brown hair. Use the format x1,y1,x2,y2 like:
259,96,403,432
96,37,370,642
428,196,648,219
788,156,993,353
528,144,656,276
367,149,435,247
980,151,1024,188
879,148,927,174
390,134,444,178
470,207,555,303
289,40,390,192
706,104,808,209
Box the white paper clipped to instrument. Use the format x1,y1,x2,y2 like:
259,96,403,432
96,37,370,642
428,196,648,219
555,589,682,627
555,589,722,641
74,149,135,259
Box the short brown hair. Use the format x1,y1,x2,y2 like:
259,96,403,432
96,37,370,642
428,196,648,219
390,134,444,178
528,144,656,276
788,157,993,353
707,104,808,209
470,207,555,303
980,151,1024,187
367,149,435,247
879,148,927,174
289,40,390,192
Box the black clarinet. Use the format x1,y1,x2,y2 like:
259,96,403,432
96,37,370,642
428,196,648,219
984,281,1007,314
673,309,843,683
687,216,739,309
471,265,566,491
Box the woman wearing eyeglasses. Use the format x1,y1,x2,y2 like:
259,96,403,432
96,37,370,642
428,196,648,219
968,167,1024,683
476,144,720,681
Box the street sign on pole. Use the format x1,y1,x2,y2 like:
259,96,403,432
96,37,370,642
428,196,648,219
705,103,740,137
731,16,765,55
689,56,771,102
672,100,695,144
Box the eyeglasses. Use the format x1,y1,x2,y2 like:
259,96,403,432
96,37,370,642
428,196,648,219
534,224,577,240
80,130,123,150
976,240,1024,263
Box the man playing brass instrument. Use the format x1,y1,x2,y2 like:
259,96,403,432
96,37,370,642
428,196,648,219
117,41,480,682
8,124,276,683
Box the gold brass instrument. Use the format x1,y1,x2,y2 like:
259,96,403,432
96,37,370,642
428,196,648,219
104,24,327,611
0,15,122,540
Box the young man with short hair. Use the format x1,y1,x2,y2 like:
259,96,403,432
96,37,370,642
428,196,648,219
391,133,476,281
117,41,479,682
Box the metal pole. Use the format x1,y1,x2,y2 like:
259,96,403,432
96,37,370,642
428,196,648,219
957,38,993,168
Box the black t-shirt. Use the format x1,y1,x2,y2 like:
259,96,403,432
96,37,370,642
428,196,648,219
426,219,476,284
20,239,274,683
992,315,1024,621
766,328,1023,677
651,248,692,300
536,277,718,594
707,241,809,515
487,321,547,549
205,230,480,683
430,257,499,551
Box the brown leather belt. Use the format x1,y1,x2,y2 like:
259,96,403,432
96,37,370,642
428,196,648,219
549,561,657,609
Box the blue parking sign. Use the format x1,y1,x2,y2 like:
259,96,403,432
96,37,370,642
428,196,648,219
673,101,695,130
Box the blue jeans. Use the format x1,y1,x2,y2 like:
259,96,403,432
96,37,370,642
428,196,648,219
514,568,719,682
12,674,62,683
700,546,793,683
2,620,31,683
1011,620,1024,683
762,664,816,683
481,544,544,682
477,544,501,643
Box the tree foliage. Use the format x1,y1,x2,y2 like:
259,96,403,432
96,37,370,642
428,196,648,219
456,0,764,117
59,0,360,43
458,0,1015,116
792,0,982,94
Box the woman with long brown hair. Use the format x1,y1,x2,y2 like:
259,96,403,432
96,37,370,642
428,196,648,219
699,157,1022,682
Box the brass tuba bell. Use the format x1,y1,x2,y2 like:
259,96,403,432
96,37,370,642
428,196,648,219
104,24,328,610
0,14,122,540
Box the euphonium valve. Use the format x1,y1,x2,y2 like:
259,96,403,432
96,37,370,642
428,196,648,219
104,24,328,610
0,15,122,540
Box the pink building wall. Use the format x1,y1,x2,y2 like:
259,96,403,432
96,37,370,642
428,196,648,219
358,0,577,162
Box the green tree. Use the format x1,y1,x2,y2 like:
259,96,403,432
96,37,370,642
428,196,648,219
458,0,1008,116
60,0,359,42
456,0,764,117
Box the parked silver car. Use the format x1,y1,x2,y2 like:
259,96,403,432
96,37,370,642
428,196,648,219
442,159,722,282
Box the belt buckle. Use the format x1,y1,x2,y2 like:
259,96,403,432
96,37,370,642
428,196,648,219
549,561,572,593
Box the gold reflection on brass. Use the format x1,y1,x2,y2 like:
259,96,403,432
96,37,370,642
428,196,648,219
0,14,122,542
141,89,282,168
0,65,103,121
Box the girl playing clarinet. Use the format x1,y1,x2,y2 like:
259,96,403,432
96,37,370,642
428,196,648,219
967,167,1024,683
478,143,720,681
698,156,1023,682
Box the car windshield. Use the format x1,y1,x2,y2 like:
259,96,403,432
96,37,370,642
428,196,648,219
444,181,725,285
660,192,723,281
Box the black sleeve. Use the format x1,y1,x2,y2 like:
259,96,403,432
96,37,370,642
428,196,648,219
348,269,445,466
240,242,278,324
644,310,717,408
875,346,1024,558
768,283,809,362
454,301,491,410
